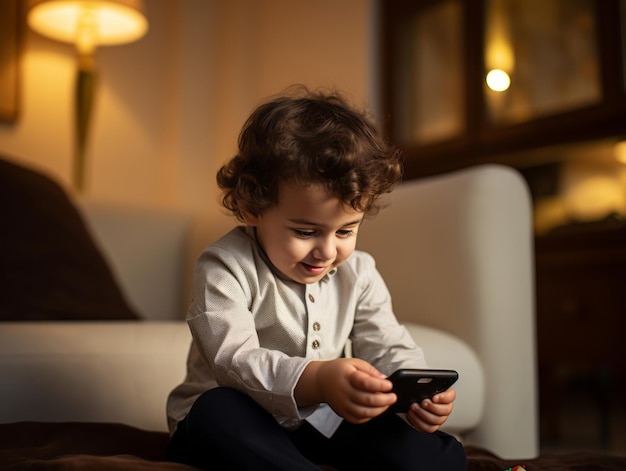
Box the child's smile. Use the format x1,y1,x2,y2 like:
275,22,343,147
300,262,328,275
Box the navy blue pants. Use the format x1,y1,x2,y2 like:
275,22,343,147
167,387,467,470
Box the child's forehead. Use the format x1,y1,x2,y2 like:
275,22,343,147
277,179,332,201
274,180,364,219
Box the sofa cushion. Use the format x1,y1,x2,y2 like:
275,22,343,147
0,156,138,320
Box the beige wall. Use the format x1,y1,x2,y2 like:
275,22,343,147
0,0,377,218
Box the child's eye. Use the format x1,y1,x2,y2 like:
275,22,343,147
292,229,316,238
336,229,355,238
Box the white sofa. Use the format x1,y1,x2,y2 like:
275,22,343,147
0,164,538,459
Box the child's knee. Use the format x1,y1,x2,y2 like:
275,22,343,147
188,387,256,428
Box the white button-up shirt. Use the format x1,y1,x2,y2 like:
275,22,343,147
167,226,427,435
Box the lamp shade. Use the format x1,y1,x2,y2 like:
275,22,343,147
26,0,149,192
28,0,148,52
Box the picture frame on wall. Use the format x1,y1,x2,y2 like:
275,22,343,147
0,0,20,123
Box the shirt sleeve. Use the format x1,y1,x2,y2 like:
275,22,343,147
348,252,428,374
186,244,311,420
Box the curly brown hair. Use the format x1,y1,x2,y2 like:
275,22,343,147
217,87,403,221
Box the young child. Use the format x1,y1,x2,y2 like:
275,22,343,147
166,88,466,470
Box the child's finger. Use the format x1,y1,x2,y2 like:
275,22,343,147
350,369,393,393
410,401,450,425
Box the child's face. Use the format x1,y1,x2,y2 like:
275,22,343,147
243,181,364,284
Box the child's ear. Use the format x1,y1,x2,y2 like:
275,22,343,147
240,210,260,226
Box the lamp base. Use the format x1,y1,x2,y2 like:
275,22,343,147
74,53,97,192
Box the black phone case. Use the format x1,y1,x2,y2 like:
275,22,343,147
388,368,459,412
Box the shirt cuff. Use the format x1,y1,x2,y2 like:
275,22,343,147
305,403,343,438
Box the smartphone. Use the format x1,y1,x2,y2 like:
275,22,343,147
388,368,458,412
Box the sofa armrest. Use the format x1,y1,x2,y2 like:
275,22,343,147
0,322,190,432
402,323,484,435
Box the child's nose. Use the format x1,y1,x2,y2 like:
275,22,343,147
313,236,336,261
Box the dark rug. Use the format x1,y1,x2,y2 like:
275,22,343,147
1,422,625,470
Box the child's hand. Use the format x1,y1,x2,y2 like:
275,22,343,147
405,387,456,433
317,358,397,423
296,358,396,424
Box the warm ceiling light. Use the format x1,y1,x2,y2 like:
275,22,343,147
28,0,148,53
486,69,511,92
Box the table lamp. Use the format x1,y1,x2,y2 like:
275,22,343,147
27,0,148,192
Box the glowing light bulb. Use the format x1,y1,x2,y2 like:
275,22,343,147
486,69,511,92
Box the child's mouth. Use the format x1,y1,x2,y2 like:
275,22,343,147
301,263,327,275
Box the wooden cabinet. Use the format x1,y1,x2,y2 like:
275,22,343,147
380,0,626,180
534,221,626,448
535,221,626,364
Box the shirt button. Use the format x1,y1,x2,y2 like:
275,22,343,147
312,322,321,331
312,340,320,349
308,294,315,303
